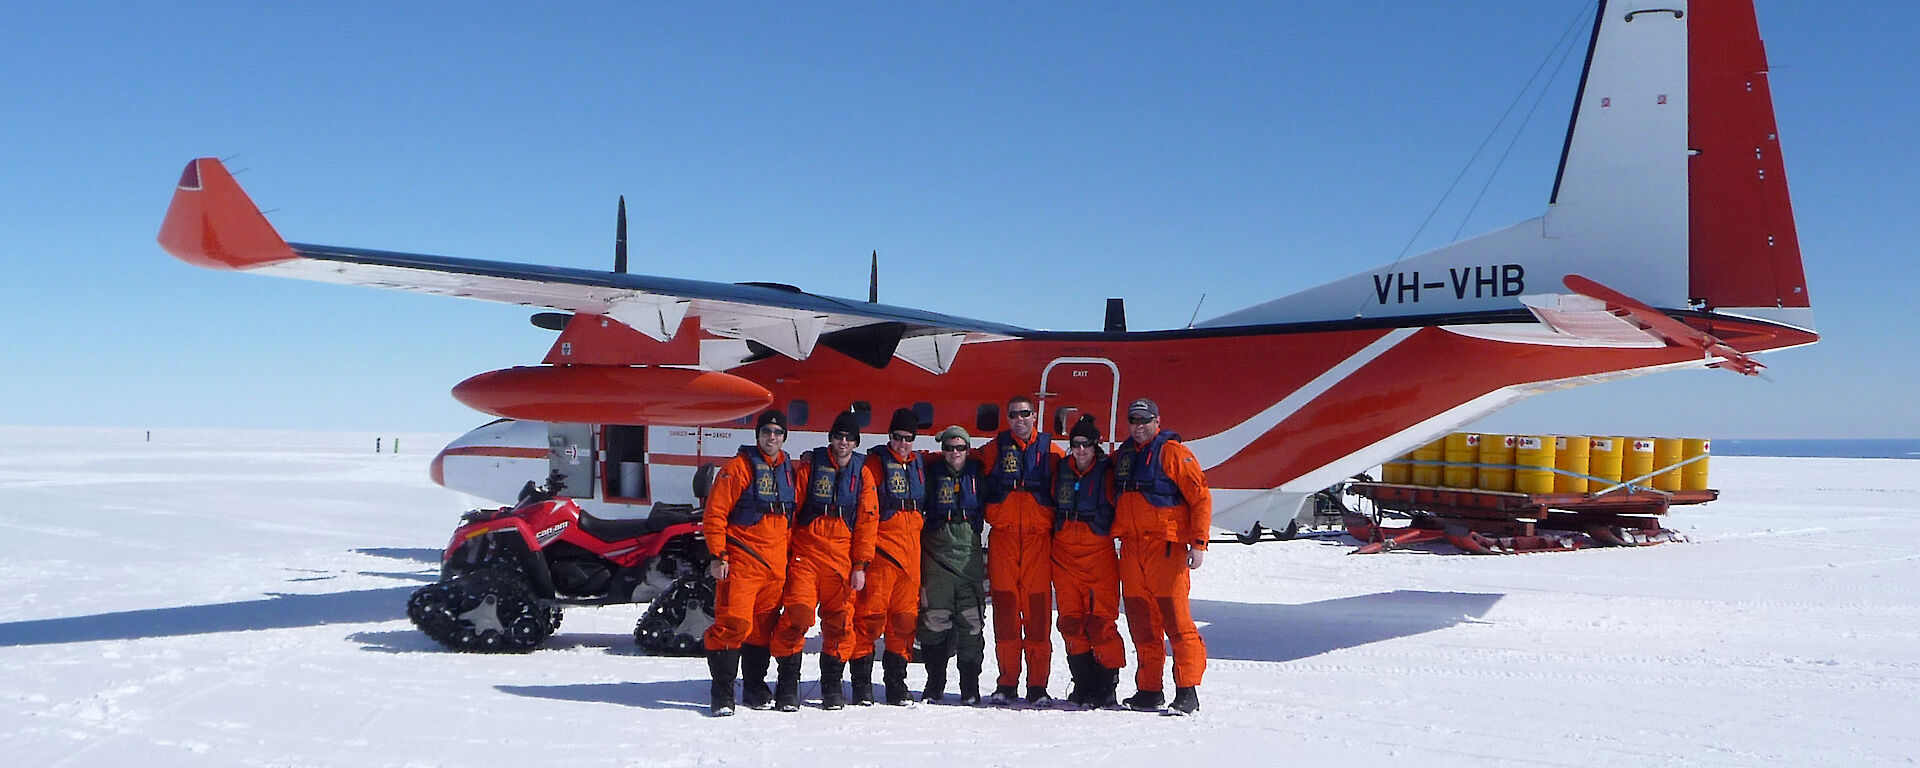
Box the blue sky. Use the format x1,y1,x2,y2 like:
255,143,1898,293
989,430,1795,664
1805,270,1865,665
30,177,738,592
2,1,1912,438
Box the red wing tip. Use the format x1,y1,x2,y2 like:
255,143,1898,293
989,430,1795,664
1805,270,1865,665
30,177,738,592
158,157,296,270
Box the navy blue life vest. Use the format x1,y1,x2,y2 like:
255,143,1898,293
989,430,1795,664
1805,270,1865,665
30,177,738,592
983,431,1053,505
926,457,984,532
1050,453,1114,535
797,448,865,528
1112,431,1185,508
726,446,796,526
874,449,926,522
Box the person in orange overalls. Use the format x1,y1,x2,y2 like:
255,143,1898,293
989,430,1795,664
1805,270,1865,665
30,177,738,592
974,395,1063,706
771,410,878,711
1110,398,1211,716
852,408,927,705
702,410,796,717
1050,414,1124,709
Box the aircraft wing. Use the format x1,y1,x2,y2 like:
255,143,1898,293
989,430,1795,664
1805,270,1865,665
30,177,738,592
157,158,1025,374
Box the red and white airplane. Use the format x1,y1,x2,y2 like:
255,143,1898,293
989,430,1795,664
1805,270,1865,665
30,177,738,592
158,0,1813,537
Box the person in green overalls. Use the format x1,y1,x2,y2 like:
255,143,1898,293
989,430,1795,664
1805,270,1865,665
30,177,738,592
917,425,988,705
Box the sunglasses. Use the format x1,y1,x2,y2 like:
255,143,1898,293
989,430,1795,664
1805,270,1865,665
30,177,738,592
1070,438,1094,449
758,427,787,437
889,432,915,442
1007,409,1035,419
941,443,970,452
1128,415,1155,425
830,432,856,441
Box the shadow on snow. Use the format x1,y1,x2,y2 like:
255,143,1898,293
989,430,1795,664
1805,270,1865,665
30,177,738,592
496,680,709,713
0,548,451,647
0,570,1498,670
353,547,443,564
0,586,416,647
494,590,1501,712
1192,590,1503,664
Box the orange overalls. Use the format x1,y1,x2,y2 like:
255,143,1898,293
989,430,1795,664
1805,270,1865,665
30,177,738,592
976,431,1063,689
1110,431,1211,691
1049,453,1125,672
772,449,878,660
853,446,925,659
702,447,794,652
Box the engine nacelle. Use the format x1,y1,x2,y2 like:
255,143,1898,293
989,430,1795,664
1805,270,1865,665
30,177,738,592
452,365,772,425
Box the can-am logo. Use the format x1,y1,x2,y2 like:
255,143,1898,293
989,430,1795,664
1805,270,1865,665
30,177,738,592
536,521,569,545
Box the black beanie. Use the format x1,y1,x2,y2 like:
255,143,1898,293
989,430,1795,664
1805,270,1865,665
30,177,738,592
830,410,861,439
1069,413,1101,443
888,407,919,435
756,410,787,431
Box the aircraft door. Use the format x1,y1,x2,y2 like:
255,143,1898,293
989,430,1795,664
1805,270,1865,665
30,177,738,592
1038,357,1120,445
547,423,597,497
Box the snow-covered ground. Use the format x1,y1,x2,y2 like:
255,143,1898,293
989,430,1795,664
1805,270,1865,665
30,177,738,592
3,426,1916,767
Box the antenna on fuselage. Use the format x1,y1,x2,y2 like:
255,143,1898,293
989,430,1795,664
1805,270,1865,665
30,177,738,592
1105,298,1127,332
1187,293,1207,329
868,250,879,303
614,196,628,273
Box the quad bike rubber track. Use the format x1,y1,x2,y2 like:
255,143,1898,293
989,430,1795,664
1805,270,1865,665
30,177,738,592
407,563,562,652
632,572,717,656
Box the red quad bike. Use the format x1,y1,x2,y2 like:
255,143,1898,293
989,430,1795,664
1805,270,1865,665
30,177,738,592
406,471,717,654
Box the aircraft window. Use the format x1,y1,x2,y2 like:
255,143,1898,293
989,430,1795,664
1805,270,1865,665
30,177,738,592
912,402,934,430
850,401,872,427
1053,406,1081,436
602,425,648,503
787,399,810,426
976,403,999,433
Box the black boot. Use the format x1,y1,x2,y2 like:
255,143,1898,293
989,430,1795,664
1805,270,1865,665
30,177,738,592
1063,652,1095,706
957,660,983,706
1087,666,1121,709
882,652,913,705
848,655,875,706
739,644,774,710
706,647,740,717
920,643,950,704
1168,686,1199,716
819,655,847,710
773,654,802,712
1025,685,1054,709
1122,688,1165,712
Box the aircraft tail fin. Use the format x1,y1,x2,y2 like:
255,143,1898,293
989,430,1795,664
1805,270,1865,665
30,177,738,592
1202,0,1813,335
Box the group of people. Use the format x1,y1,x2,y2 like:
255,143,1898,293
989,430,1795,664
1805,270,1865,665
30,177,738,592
700,395,1212,718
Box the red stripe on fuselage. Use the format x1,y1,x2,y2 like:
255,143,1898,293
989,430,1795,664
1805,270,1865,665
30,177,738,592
1205,315,1815,486
738,327,1393,441
721,315,1811,491
437,446,549,459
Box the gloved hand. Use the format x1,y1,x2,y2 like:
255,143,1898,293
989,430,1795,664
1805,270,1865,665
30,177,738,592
710,559,729,580
1185,546,1205,570
851,567,867,591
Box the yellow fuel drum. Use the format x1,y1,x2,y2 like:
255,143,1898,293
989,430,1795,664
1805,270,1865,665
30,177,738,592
1443,432,1479,488
1478,434,1515,491
1682,438,1712,491
1653,437,1684,491
1625,438,1657,486
1589,437,1625,485
1515,436,1557,494
1554,435,1591,493
1411,439,1445,486
1382,453,1412,484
